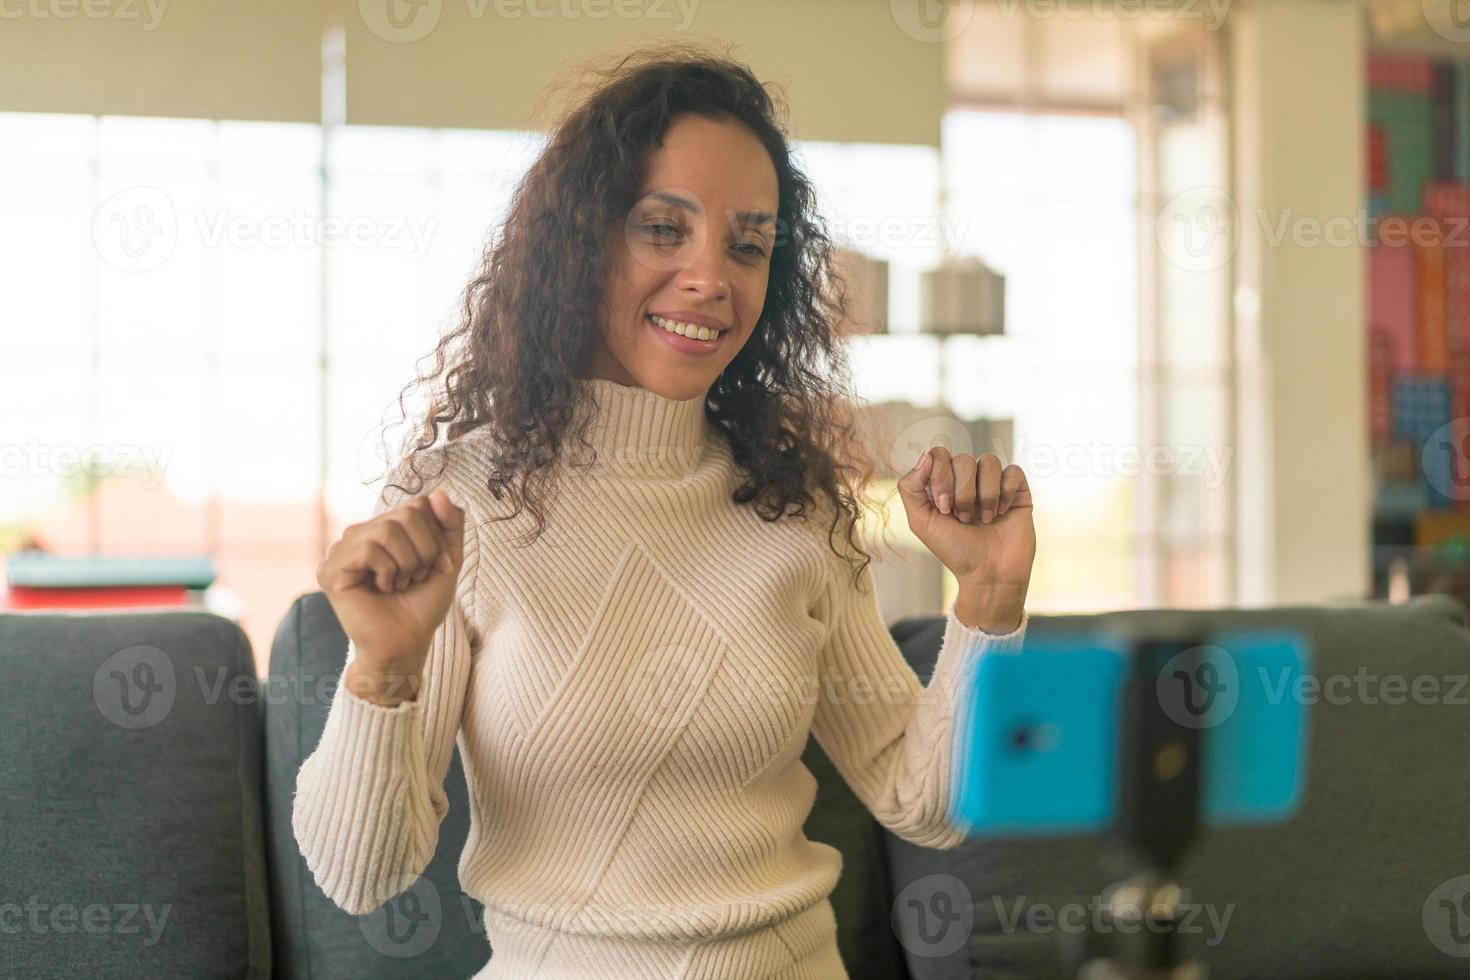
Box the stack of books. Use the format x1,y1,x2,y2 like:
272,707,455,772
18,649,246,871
830,247,889,336
1,553,216,612
918,256,1005,336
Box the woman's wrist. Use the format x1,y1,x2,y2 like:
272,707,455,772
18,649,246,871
343,658,422,707
952,582,1027,634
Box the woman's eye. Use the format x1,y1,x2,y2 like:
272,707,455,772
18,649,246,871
642,221,766,258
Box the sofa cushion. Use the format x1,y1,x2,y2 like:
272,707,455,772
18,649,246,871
263,591,490,979
886,594,1470,980
0,609,271,978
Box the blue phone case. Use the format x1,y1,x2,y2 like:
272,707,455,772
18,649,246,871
950,628,1311,837
1201,628,1311,825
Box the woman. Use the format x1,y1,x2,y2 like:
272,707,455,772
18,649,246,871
295,43,1036,979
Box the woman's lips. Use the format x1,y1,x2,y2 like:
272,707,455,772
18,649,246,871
647,314,726,357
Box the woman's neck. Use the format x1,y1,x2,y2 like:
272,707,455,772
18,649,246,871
563,376,714,477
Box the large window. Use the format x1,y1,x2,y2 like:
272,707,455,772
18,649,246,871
941,108,1141,611
938,8,1235,611
1,49,1228,668
0,113,544,668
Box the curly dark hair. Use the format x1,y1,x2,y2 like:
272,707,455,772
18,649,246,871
378,39,891,588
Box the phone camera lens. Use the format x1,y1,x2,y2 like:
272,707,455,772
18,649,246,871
1007,724,1033,752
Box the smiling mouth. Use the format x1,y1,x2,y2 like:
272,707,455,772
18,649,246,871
647,313,729,343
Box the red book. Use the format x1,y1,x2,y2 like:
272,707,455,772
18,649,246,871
1451,347,1470,422
1419,230,1449,373
1370,240,1419,372
1368,125,1387,192
1370,327,1395,443
1368,52,1435,92
1448,243,1470,354
1423,182,1470,218
1,585,191,611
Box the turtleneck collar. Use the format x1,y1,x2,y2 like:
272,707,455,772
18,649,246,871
563,376,715,477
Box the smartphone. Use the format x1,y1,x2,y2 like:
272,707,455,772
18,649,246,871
949,626,1311,837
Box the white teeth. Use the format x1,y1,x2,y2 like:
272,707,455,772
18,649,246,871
651,314,720,342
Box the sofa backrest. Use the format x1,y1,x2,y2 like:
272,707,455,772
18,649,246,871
0,592,914,979
0,609,271,979
30,590,1454,979
885,594,1470,980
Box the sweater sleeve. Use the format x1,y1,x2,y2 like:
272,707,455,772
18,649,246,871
291,466,481,915
808,557,1027,851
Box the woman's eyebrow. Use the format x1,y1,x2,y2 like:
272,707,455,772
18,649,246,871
646,190,775,226
734,210,777,227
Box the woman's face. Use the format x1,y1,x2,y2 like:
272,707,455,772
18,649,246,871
592,112,780,399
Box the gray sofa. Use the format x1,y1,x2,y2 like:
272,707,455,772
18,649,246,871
3,592,1469,978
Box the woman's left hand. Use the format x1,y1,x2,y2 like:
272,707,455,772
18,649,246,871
897,446,1035,633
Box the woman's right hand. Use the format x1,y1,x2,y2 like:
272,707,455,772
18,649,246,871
315,486,467,706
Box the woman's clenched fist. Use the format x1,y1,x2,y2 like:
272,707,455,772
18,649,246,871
315,486,466,706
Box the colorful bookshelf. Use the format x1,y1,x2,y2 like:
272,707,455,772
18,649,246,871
1368,50,1470,595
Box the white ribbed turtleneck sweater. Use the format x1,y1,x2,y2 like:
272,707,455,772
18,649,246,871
291,377,1029,979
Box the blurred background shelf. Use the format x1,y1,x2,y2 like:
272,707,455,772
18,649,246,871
1365,47,1470,605
0,552,240,618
